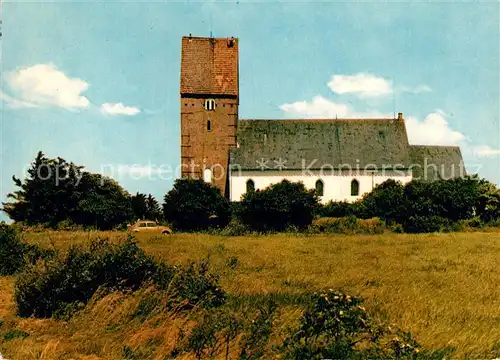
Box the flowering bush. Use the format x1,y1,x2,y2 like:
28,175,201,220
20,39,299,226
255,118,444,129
278,289,445,359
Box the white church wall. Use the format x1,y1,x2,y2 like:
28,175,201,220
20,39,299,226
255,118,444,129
229,170,413,203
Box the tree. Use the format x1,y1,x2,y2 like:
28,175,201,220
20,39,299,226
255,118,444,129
236,180,318,232
359,179,405,223
404,176,480,221
2,151,134,230
163,178,230,231
74,173,133,230
475,179,500,223
2,151,84,226
130,193,162,221
145,194,162,220
131,192,148,220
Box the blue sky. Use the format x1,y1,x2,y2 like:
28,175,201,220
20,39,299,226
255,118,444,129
1,1,499,221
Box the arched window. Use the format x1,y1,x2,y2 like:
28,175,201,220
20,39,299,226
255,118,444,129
207,119,212,131
203,168,212,183
351,179,359,196
246,179,255,193
204,99,215,111
315,179,324,196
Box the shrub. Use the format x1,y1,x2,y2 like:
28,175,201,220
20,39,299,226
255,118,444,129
218,221,251,236
0,224,54,276
404,177,480,222
236,180,318,232
238,301,276,359
163,178,231,231
181,300,276,360
185,309,241,360
402,216,450,234
360,179,405,222
2,329,29,341
459,216,483,229
311,216,359,234
14,236,225,318
310,217,385,234
0,224,26,275
316,201,355,218
476,181,500,223
167,261,225,309
278,289,440,359
358,218,385,234
279,290,372,359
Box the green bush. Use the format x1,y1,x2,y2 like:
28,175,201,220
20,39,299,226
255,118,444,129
0,224,26,275
0,224,54,276
476,181,500,223
167,261,225,309
163,178,231,232
279,290,372,359
316,201,356,218
402,216,451,234
403,177,480,222
236,180,318,232
14,236,224,318
2,329,29,341
359,179,406,223
310,217,385,235
218,221,252,236
311,216,358,234
278,289,446,359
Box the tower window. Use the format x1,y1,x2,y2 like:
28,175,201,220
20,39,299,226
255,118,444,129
207,119,212,131
246,179,255,193
204,99,215,111
203,168,212,183
351,179,359,196
315,179,324,196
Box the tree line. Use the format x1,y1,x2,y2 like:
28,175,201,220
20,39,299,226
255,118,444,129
2,151,499,233
2,151,161,230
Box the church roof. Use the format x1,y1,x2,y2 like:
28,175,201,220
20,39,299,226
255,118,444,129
180,36,239,97
230,118,412,170
409,145,465,181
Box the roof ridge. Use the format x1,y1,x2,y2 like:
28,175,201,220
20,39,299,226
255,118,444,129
239,118,399,122
410,144,461,149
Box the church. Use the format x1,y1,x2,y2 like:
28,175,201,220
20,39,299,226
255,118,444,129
180,36,465,203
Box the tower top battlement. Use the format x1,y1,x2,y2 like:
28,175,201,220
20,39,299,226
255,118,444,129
180,36,239,97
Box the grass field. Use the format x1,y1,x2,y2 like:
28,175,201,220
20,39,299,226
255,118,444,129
1,230,500,359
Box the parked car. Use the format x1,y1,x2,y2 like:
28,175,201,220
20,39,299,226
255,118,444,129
127,220,172,235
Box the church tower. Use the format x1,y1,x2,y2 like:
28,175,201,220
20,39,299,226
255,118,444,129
180,36,239,196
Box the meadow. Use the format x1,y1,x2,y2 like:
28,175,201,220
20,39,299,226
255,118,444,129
1,230,500,359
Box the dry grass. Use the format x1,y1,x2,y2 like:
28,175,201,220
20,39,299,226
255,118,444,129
1,230,500,359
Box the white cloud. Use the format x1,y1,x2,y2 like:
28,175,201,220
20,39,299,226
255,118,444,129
280,96,350,118
280,96,469,148
5,64,90,109
328,73,393,97
280,95,389,119
0,90,37,109
472,145,500,158
327,73,431,98
100,102,140,116
405,111,466,146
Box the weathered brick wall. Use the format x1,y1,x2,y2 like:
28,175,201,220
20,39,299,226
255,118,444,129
180,97,238,193
180,36,239,196
180,36,238,96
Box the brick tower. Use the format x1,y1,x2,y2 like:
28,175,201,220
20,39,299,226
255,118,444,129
180,36,239,196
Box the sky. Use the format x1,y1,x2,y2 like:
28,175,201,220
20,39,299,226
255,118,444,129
0,0,499,221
